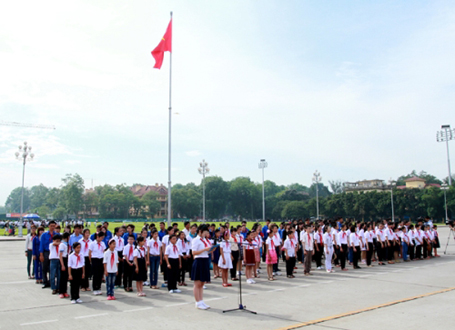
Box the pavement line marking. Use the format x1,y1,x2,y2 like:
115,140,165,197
75,313,108,319
275,287,455,330
297,284,311,287
0,281,34,285
267,288,285,292
205,296,228,301
123,307,154,312
21,320,58,326
164,302,192,307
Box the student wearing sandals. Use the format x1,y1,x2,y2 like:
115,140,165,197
218,231,233,287
78,229,91,292
265,227,277,280
229,227,240,281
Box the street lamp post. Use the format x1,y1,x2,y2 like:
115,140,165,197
388,178,396,222
15,142,34,238
198,160,209,223
442,183,449,222
258,159,268,223
312,171,321,219
437,125,454,186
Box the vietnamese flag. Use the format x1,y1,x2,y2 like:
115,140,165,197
151,19,172,69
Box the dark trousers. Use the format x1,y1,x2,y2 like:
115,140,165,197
423,241,430,258
334,246,340,265
387,244,394,261
115,251,124,286
168,258,179,291
70,268,82,300
353,246,360,268
162,260,168,282
91,258,103,291
376,242,385,262
314,244,323,267
366,243,373,266
273,247,281,272
123,261,134,288
59,257,68,294
340,244,348,269
26,250,34,277
81,256,91,288
179,255,187,283
409,242,415,260
42,251,50,284
416,245,422,259
304,251,312,273
297,245,303,263
285,256,296,276
231,250,239,278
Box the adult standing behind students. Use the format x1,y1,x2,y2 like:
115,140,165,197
25,225,37,279
39,220,57,288
32,226,45,284
69,224,83,253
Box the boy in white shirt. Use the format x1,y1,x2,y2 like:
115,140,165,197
283,232,297,278
301,226,314,275
103,239,118,300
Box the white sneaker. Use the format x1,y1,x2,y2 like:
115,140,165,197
272,272,277,276
71,300,76,304
174,289,181,293
144,281,150,286
169,290,174,293
257,269,262,274
76,299,83,303
250,279,256,284
246,279,254,284
196,301,209,310
275,272,282,276
200,301,211,309
93,291,98,295
317,266,322,270
203,285,207,289
97,291,103,296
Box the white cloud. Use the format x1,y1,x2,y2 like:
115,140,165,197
185,150,201,157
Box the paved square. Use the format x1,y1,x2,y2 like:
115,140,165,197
1,227,454,330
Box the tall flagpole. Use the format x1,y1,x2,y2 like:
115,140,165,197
167,11,173,227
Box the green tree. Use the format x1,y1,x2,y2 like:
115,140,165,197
52,207,66,219
45,188,61,210
204,176,229,219
281,201,308,219
5,187,31,213
35,205,51,218
229,177,261,219
142,191,161,218
30,184,49,210
61,174,85,216
171,188,201,218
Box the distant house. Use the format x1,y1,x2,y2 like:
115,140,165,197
344,179,390,193
130,184,169,218
401,177,441,190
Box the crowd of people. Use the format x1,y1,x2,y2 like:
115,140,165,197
24,216,442,310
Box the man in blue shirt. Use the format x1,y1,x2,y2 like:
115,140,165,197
262,219,271,237
90,225,102,241
158,222,166,241
39,220,57,288
103,221,113,241
68,224,83,251
122,224,137,244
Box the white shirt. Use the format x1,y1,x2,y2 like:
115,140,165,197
68,252,85,269
25,233,34,250
350,233,360,247
282,238,297,257
338,231,349,245
59,242,69,258
365,231,374,243
165,244,181,259
162,235,170,248
133,246,147,259
272,233,281,246
385,229,395,241
103,249,118,273
192,236,210,259
314,232,324,245
331,228,338,245
220,240,232,253
114,235,124,252
147,238,162,256
123,243,135,261
182,228,190,236
49,243,61,259
376,229,386,242
79,238,91,257
414,229,423,245
301,232,314,251
89,241,106,259
401,231,409,244
323,232,333,247
177,239,189,254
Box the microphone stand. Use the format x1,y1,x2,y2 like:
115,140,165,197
223,240,257,314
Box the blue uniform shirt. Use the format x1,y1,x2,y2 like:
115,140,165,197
39,231,57,254
123,232,137,244
69,233,83,250
158,230,166,241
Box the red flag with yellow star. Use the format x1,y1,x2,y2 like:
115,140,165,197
151,19,172,69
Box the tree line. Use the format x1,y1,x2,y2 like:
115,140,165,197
3,171,454,221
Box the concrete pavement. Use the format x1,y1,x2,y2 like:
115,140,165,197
1,227,455,330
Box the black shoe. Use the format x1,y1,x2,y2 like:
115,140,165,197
42,284,50,289
52,290,57,295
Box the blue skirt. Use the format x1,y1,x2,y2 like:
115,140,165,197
191,258,210,282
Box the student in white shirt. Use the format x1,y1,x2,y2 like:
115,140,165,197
323,225,334,273
400,227,410,262
313,225,324,270
414,225,424,260
59,232,70,298
113,227,124,288
161,227,174,287
78,229,92,292
147,230,162,289
376,224,387,265
177,231,190,287
165,234,182,294
103,239,118,300
219,231,233,287
68,242,85,304
191,225,212,310
283,232,297,278
301,226,314,275
338,224,349,271
89,232,106,295
133,236,148,297
49,234,62,294
349,225,361,269
271,225,282,275
123,235,136,292
364,224,374,267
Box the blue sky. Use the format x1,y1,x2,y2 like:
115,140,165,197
1,0,454,205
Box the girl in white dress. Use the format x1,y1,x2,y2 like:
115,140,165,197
218,231,233,287
323,225,334,273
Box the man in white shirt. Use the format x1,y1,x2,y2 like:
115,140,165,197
301,226,314,275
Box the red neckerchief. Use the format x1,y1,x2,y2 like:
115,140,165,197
84,239,89,250
75,253,81,267
97,242,102,250
153,240,158,249
173,244,178,253
110,251,115,268
182,240,185,248
117,236,123,248
201,238,208,248
129,245,133,258
55,244,59,255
